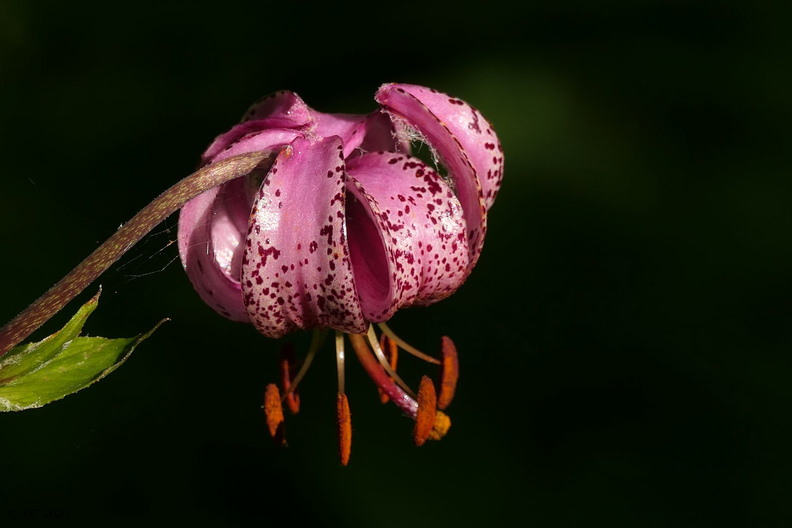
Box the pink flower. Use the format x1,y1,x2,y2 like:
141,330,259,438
177,83,503,464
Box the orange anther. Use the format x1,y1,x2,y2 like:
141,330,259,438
413,375,437,447
264,383,285,444
337,392,352,466
429,411,451,441
279,343,300,414
378,333,399,404
437,336,459,410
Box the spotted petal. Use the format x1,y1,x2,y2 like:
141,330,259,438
241,136,365,338
178,129,302,321
376,83,503,268
346,152,469,322
378,84,504,210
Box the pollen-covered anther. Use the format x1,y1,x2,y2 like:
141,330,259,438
413,375,438,446
337,392,352,466
429,410,451,441
264,383,286,444
438,336,459,410
279,343,300,414
378,333,399,404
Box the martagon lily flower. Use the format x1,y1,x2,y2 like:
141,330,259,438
177,83,503,464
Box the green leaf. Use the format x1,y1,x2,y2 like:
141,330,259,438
0,290,164,411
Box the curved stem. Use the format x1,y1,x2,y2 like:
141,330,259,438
0,151,276,357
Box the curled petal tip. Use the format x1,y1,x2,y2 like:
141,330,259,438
376,83,503,210
375,83,496,269
240,90,313,128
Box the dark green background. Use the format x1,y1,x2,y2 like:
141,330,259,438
1,1,790,526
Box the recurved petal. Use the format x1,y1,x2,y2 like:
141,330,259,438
375,84,489,269
311,111,368,158
240,90,314,126
309,108,410,158
178,184,250,321
346,152,469,321
378,84,503,210
179,130,302,322
241,136,366,338
202,91,314,163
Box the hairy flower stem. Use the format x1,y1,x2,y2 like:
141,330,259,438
0,151,276,357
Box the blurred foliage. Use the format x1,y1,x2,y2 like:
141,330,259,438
1,1,790,526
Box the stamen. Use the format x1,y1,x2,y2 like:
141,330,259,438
378,322,441,364
348,333,418,417
413,375,437,447
279,343,300,414
378,333,399,404
437,336,459,410
350,335,453,444
367,326,416,399
335,331,345,395
281,328,326,401
337,392,352,466
264,383,285,444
